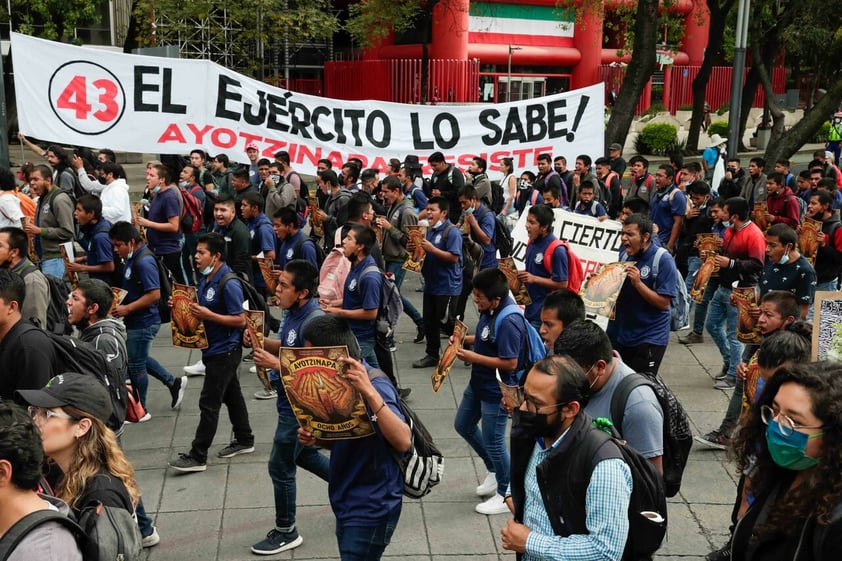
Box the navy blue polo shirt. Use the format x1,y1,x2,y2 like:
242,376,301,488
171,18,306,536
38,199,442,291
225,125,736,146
342,255,382,342
650,185,687,246
472,297,526,402
329,373,404,525
474,205,497,269
146,187,181,255
278,230,319,269
247,213,276,288
607,243,677,347
523,234,569,322
421,220,463,296
198,263,245,358
273,299,323,415
85,219,113,284
122,245,159,330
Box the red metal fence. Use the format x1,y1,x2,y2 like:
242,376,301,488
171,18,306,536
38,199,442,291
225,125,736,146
323,59,481,103
599,64,787,115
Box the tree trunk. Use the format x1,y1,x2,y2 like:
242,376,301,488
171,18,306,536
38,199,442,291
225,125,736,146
764,77,842,163
686,0,735,152
737,67,759,151
604,0,659,152
751,38,785,144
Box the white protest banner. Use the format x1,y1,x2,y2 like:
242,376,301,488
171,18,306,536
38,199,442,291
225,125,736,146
11,32,604,171
511,208,623,277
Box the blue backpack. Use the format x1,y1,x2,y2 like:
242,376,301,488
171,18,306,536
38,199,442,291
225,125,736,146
492,305,547,383
652,247,690,331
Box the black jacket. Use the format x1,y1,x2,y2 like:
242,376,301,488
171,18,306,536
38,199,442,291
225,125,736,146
0,320,59,400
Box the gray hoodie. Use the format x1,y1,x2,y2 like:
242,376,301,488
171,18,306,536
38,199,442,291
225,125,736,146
79,318,127,376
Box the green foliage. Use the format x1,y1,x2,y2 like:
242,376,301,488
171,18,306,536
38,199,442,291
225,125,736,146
6,0,101,43
707,121,729,138
637,123,679,156
812,121,831,143
346,0,433,48
643,102,667,117
716,103,730,116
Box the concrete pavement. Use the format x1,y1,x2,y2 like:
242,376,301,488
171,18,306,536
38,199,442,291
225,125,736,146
122,279,738,561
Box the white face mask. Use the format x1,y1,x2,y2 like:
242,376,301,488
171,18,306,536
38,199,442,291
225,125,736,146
433,219,444,229
201,258,217,276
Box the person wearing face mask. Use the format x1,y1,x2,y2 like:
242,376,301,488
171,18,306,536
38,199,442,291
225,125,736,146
554,320,664,473
169,232,254,473
759,224,815,320
134,163,187,285
503,355,632,560
109,221,181,415
533,153,566,208
726,362,842,561
70,156,131,224
552,155,574,202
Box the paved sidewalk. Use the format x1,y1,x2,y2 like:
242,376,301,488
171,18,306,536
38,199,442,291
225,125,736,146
124,279,736,561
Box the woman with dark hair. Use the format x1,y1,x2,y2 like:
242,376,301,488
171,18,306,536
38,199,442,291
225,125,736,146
499,157,518,217
729,362,842,560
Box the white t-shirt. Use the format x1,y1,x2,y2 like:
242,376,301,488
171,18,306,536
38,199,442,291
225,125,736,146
0,192,24,228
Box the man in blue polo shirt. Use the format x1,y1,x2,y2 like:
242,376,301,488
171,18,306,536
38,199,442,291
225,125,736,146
650,164,687,254
454,268,527,516
110,221,182,414
241,190,276,300
249,259,327,555
320,224,382,368
518,205,569,331
607,213,677,375
68,194,114,285
458,185,496,270
273,207,320,269
134,163,187,284
297,315,410,561
412,197,463,369
169,232,254,472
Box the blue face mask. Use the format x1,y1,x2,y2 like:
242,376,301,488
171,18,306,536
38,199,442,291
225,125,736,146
765,419,823,471
200,258,217,277
152,185,161,195
465,206,474,215
433,219,444,229
722,220,732,228
778,246,792,265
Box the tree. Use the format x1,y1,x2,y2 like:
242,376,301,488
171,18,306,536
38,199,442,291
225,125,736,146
603,0,659,150
2,0,101,43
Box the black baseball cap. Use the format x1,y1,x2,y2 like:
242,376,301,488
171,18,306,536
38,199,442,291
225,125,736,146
17,373,112,423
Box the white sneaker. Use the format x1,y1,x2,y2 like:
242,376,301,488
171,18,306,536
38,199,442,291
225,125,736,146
254,388,278,400
141,527,160,548
249,365,257,374
475,494,509,515
183,359,205,376
476,472,497,496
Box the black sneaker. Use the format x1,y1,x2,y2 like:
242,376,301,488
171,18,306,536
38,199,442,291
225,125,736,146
705,537,732,561
217,441,255,458
170,376,187,409
413,326,425,344
251,528,303,555
412,355,438,368
169,453,207,473
243,350,254,362
398,387,412,400
714,363,730,381
694,429,731,450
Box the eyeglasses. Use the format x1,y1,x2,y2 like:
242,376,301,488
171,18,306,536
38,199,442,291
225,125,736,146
27,406,75,424
519,392,569,414
760,404,823,437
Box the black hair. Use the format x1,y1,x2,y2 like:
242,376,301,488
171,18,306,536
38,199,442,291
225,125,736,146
553,319,613,368
767,172,784,186
241,190,265,211
215,193,236,208
521,171,536,182
76,278,114,320
428,152,446,164
687,181,711,196
0,167,15,191
190,148,207,161
231,167,249,181
197,232,227,258
527,204,554,228
813,190,834,208
274,207,300,228
576,154,592,167
658,164,675,179
594,156,610,167
317,158,332,169
749,157,766,169
109,221,142,243
472,268,509,302
98,149,116,163
623,213,654,238
347,192,374,222
473,156,487,172
302,315,361,359
342,163,360,184
0,227,28,258
536,153,552,164
756,323,812,370
542,290,586,327
214,154,230,167
31,164,53,182
181,164,199,182
622,197,650,215
629,155,649,168
381,175,402,192
724,197,749,221
285,259,319,298
346,224,375,255
76,194,103,219
531,355,592,409
275,151,291,166
428,196,449,213
458,185,478,201
766,223,797,247
0,268,25,308
0,402,44,490
759,290,799,321
100,161,125,179
257,158,271,167
319,169,339,187
669,152,683,168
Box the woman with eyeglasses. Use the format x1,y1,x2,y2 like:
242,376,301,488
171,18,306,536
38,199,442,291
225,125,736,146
728,362,842,560
16,373,141,523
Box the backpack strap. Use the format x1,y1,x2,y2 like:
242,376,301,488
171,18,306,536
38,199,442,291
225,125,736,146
492,304,521,343
0,509,85,561
295,305,324,346
543,239,564,276
609,373,651,436
652,246,667,278
360,264,382,283
530,189,539,206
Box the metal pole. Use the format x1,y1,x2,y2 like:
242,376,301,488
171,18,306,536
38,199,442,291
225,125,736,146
726,0,750,160
506,44,512,103
0,51,9,169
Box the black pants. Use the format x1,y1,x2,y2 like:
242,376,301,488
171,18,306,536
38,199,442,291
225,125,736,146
190,348,253,462
374,334,397,386
613,343,667,375
161,251,188,285
423,292,455,359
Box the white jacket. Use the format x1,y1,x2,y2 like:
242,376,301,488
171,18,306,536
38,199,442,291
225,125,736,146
77,169,132,224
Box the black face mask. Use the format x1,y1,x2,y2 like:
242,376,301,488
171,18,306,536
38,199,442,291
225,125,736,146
553,166,563,174
512,408,563,439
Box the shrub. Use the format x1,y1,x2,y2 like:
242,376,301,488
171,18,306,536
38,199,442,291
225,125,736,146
707,120,729,138
716,103,729,116
637,122,678,156
812,121,831,143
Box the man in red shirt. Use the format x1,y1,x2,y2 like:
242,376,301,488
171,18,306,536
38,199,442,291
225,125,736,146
764,172,801,229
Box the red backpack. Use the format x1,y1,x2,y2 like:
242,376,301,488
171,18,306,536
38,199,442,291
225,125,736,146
178,184,204,234
532,239,584,294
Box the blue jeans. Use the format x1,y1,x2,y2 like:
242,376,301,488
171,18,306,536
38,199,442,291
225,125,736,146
357,335,379,368
705,286,743,377
40,257,65,278
385,261,423,326
125,322,176,407
269,407,330,529
335,507,401,561
454,384,510,496
808,280,838,321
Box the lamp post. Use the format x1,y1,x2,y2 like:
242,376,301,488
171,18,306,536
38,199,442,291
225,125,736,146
727,0,750,160
506,45,522,103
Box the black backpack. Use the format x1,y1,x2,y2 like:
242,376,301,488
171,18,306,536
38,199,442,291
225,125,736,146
369,369,444,498
579,421,668,561
490,179,504,214
610,371,693,498
19,265,72,335
130,248,174,324
293,236,326,268
477,206,513,258
0,509,88,561
219,272,279,333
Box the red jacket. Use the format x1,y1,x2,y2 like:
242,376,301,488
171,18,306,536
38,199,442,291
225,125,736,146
765,186,801,229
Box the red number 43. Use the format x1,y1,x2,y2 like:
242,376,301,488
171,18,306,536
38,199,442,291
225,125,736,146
56,75,119,122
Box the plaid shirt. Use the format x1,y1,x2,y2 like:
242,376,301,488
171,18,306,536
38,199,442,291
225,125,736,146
520,435,632,561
